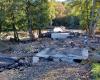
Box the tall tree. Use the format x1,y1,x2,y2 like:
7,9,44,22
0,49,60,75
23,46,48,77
5,0,20,41
48,0,56,26
89,0,96,37
0,1,5,33
32,0,50,37
25,0,34,40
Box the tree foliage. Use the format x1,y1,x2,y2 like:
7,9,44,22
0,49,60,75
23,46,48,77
0,0,100,39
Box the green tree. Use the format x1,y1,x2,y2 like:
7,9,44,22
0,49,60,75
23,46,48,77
0,1,5,33
48,0,56,26
5,0,22,41
32,0,50,37
25,0,34,40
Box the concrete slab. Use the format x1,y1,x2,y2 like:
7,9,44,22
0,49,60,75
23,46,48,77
51,32,70,40
33,47,89,64
36,48,50,58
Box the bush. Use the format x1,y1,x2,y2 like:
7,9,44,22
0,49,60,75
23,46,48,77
52,16,80,29
91,63,100,80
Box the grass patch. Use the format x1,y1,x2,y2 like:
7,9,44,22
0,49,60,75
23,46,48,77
91,63,100,80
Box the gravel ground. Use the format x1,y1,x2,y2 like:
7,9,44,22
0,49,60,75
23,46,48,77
0,62,91,80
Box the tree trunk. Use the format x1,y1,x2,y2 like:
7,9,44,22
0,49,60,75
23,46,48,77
26,0,34,40
27,13,34,40
0,23,2,33
13,26,19,41
89,0,96,38
38,29,41,38
12,12,19,42
86,0,90,30
0,4,3,34
28,25,34,40
93,22,97,39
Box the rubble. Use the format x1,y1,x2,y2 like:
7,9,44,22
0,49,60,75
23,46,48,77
32,47,89,64
0,62,90,80
0,35,100,80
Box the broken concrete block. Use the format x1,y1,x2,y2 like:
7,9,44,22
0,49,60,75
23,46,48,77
36,48,50,58
53,58,60,62
53,54,65,58
61,57,74,63
32,57,39,64
51,32,70,40
81,48,89,59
